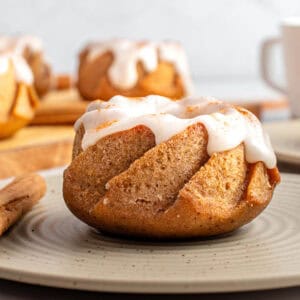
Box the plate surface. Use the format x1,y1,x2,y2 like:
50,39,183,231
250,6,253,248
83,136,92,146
0,170,299,293
264,119,300,165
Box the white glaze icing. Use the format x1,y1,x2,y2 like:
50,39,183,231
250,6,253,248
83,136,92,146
75,95,277,169
85,39,193,94
0,35,43,85
0,53,33,84
0,56,9,74
0,35,43,55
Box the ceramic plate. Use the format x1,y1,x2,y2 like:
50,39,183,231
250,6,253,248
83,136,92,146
264,119,300,165
0,169,299,293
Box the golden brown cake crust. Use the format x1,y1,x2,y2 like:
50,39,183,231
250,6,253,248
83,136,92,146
64,125,156,226
63,122,280,239
77,51,186,101
23,47,52,97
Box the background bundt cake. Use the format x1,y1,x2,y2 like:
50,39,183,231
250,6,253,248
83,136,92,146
77,39,193,101
0,35,52,96
0,53,39,138
63,95,280,239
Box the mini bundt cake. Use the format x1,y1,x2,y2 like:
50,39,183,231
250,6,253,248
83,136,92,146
63,95,280,239
0,35,52,96
0,52,39,138
77,39,193,101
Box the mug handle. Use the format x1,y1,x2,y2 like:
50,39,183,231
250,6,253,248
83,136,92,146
260,37,286,93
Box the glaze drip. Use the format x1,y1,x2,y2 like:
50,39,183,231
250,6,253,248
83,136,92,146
0,35,43,55
0,35,43,85
75,95,277,169
85,39,193,94
0,54,33,84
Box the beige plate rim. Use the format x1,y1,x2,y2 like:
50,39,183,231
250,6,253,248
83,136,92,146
264,119,300,165
0,263,300,293
0,168,299,293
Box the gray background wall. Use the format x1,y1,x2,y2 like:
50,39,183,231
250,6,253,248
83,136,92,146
1,0,300,81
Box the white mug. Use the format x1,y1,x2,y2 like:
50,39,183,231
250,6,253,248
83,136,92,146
261,17,300,117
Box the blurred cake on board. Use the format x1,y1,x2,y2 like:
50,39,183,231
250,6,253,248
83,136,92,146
0,52,39,138
0,35,53,96
77,39,193,100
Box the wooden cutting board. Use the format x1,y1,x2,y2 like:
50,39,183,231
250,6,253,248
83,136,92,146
0,126,74,179
31,89,88,125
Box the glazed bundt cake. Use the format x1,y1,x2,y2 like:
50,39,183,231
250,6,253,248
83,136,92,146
0,52,39,138
0,35,52,96
63,95,280,239
77,39,193,101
